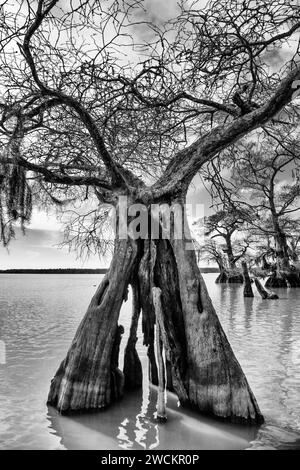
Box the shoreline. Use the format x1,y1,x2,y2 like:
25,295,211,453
0,268,220,274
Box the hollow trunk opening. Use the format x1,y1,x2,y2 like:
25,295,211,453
123,280,143,390
138,240,158,386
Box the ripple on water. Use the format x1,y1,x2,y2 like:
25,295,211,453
0,273,300,449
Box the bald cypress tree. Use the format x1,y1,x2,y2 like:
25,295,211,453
1,0,300,423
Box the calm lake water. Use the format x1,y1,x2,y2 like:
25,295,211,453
0,273,300,450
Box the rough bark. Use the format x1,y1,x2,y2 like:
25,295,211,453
242,262,254,298
48,198,264,424
255,278,279,300
47,238,138,413
171,233,263,423
123,281,143,390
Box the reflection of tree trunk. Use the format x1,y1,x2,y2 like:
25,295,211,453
48,197,263,424
242,262,254,298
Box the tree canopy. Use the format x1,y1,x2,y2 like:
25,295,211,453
0,0,300,249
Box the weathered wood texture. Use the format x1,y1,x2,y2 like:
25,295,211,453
48,203,264,424
171,236,263,423
47,238,138,412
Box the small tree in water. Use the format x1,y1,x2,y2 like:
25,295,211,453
0,0,300,423
225,127,300,287
203,208,251,283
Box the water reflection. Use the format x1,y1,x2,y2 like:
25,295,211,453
47,382,259,451
47,386,158,450
0,273,300,449
213,281,300,449
243,298,254,331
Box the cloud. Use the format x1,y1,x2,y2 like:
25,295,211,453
0,227,105,269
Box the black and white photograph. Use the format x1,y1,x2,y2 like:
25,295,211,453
0,0,300,454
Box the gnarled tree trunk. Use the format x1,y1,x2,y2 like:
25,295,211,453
47,238,138,412
170,235,262,422
48,196,263,424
